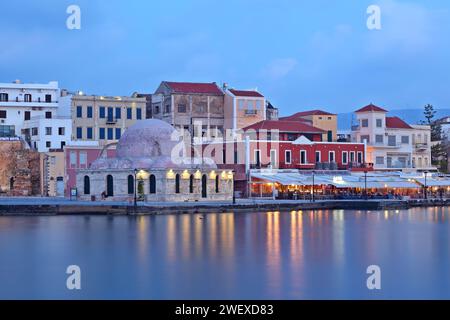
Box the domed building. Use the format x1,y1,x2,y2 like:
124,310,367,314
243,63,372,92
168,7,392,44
76,119,233,202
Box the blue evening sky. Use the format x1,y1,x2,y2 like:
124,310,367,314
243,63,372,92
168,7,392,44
1,0,449,115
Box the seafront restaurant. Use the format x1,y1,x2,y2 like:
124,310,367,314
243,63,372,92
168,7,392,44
248,170,450,200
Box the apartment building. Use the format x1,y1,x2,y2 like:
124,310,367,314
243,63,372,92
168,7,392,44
59,92,146,146
0,80,60,138
281,110,338,142
351,104,433,171
151,81,225,141
224,88,266,131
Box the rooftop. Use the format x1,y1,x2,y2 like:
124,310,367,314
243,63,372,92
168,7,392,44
282,110,336,119
163,81,223,95
355,104,388,113
229,89,264,98
386,116,413,129
242,120,325,133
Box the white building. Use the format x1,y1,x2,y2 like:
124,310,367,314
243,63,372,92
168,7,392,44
351,104,434,171
0,80,60,138
22,116,72,152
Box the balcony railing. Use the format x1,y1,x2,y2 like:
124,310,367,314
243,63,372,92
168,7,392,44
415,143,428,150
106,117,117,124
244,110,258,116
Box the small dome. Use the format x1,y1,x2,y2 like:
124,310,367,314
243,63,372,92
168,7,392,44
116,119,178,159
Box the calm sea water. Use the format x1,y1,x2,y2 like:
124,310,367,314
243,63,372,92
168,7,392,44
0,208,449,299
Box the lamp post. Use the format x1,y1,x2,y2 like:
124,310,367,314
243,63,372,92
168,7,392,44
134,168,138,207
232,170,236,204
312,170,315,202
364,170,368,200
424,171,428,200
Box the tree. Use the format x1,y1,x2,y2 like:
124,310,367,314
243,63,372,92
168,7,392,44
422,104,447,172
422,104,442,141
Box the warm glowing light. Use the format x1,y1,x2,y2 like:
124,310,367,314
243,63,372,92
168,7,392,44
194,170,202,180
182,170,190,179
137,170,148,179
166,169,175,179
209,170,217,180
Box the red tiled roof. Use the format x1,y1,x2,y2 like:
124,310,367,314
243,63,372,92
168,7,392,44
386,116,413,129
229,89,264,98
242,120,325,133
283,110,336,119
355,104,387,113
164,81,223,95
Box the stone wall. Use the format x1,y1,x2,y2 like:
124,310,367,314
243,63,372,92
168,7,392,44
0,140,41,196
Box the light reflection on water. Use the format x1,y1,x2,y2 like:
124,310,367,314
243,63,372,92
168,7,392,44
0,207,449,299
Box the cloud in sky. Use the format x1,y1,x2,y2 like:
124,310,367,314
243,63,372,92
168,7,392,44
0,0,450,114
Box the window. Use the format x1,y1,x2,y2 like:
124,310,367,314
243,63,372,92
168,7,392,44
328,117,332,120
58,127,65,135
70,151,77,167
87,127,93,139
189,175,194,194
154,106,160,114
61,141,66,149
107,128,113,140
149,175,156,194
80,152,87,167
128,175,134,194
315,151,321,162
24,94,32,102
376,119,382,127
99,128,105,139
238,100,245,109
342,151,348,164
32,127,38,136
178,104,186,113
195,104,206,113
76,106,83,118
357,152,363,164
287,133,297,141
137,108,142,120
0,110,7,118
46,141,51,148
83,176,90,195
45,112,52,119
87,106,93,118
350,151,355,163
329,151,335,162
247,100,254,110
360,135,370,143
376,157,384,165
361,119,368,127
270,149,277,167
388,135,396,146
255,100,262,110
175,174,180,194
215,175,219,193
76,127,83,139
107,107,114,122
285,150,292,164
165,105,171,114
401,136,409,144
45,127,52,135
0,93,8,101
45,94,52,103
114,107,120,119
99,107,106,118
375,135,383,143
300,150,307,164
127,108,132,119
115,128,121,140
24,111,30,120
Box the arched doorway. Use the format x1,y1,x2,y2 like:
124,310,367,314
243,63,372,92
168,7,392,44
175,174,180,194
127,175,134,195
189,174,194,194
106,175,114,197
83,176,90,195
9,177,14,190
202,174,207,198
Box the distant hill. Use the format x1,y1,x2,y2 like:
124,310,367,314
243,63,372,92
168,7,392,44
338,109,450,131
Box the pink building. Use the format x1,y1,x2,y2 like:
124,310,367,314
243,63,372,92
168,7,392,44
64,145,116,197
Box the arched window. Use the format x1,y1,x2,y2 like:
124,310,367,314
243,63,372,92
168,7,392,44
215,175,219,193
83,176,90,195
189,174,194,193
149,174,156,194
175,174,180,194
202,174,207,198
9,177,14,190
106,175,114,197
128,175,134,195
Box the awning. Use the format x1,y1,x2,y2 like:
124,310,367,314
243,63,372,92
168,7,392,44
380,181,420,189
415,178,450,187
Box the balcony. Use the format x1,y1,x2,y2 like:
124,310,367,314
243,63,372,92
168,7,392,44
106,117,117,125
351,125,360,131
244,109,258,116
415,143,428,151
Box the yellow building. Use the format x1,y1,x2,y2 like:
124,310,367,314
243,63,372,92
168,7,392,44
281,110,337,142
224,88,267,131
59,92,147,146
40,150,65,196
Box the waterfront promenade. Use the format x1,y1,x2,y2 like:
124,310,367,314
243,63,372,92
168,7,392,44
1,196,448,215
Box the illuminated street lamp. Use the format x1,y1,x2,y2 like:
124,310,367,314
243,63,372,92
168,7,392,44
424,171,428,200
311,170,315,203
134,168,138,207
364,169,368,200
